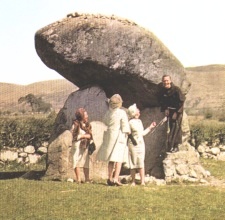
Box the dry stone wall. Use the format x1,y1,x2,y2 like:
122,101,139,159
163,142,211,183
197,141,225,161
0,143,48,165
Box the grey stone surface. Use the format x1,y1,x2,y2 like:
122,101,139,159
34,13,193,181
45,86,109,181
35,13,190,109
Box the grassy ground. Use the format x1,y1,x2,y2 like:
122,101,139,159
200,158,225,180
189,116,225,128
0,178,225,219
0,159,225,219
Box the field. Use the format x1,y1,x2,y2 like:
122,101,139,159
0,79,77,113
185,65,225,118
0,158,224,219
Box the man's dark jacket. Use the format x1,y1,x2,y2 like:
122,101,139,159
158,82,186,114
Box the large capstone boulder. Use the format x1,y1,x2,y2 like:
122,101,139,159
35,13,192,181
35,13,190,109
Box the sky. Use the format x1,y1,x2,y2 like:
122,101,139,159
0,0,224,85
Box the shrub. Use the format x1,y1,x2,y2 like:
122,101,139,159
219,115,225,122
204,111,213,119
190,119,225,146
0,115,56,149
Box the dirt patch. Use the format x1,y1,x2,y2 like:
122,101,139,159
206,176,225,188
1,171,225,188
0,171,46,180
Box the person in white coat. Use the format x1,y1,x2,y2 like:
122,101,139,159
97,94,130,186
128,104,156,186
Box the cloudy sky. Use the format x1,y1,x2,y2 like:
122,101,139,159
0,0,224,85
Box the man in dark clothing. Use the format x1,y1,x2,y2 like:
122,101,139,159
158,75,186,152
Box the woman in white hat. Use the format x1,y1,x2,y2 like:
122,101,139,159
128,104,156,186
97,94,130,186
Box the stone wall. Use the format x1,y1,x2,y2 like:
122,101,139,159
2,137,225,185
197,141,225,161
0,143,48,165
162,139,225,184
163,142,211,183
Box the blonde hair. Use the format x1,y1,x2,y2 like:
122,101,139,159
109,94,123,109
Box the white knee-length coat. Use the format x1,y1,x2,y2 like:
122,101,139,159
97,108,130,162
128,118,150,169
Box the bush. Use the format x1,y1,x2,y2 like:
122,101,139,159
219,115,225,122
190,119,225,146
204,111,213,119
0,115,56,149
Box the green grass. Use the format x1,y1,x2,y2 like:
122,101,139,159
200,158,225,180
1,155,225,219
1,153,225,219
0,159,46,172
0,179,225,220
189,117,225,133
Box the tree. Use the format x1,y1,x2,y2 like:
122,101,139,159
18,93,52,113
